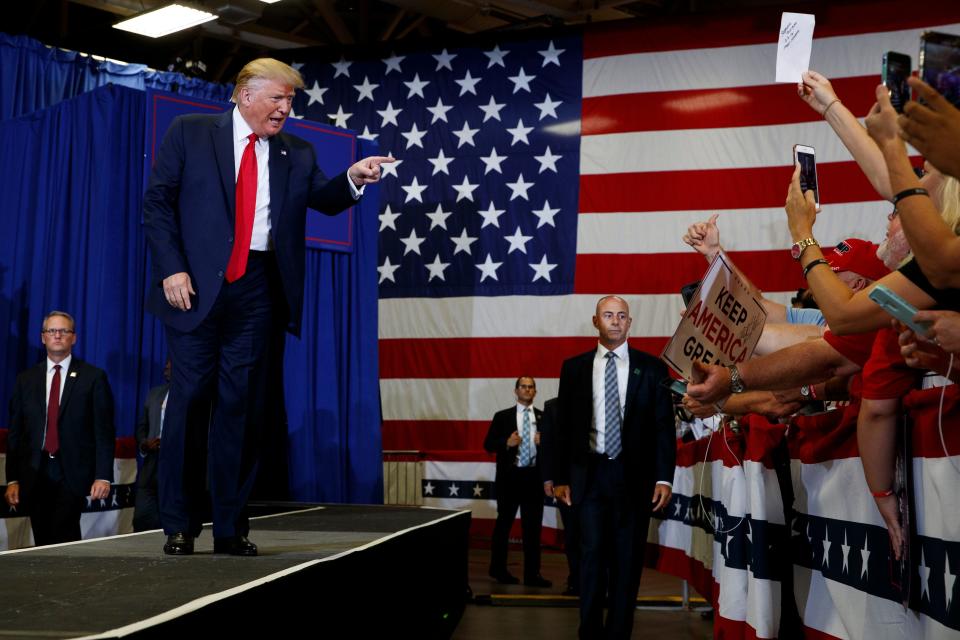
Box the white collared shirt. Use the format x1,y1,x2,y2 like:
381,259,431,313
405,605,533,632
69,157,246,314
515,403,538,465
232,108,273,251
590,341,629,454
45,354,71,408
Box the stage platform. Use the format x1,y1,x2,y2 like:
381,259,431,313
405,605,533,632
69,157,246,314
0,504,471,639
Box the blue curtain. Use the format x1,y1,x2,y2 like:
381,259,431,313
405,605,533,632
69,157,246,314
0,34,233,121
0,83,382,503
285,141,383,503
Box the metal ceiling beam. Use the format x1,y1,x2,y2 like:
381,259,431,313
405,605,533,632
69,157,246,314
311,0,355,45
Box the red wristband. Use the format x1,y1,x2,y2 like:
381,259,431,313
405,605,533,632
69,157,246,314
871,488,894,498
809,384,818,400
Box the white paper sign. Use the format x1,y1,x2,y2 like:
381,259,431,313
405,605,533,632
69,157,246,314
775,12,815,83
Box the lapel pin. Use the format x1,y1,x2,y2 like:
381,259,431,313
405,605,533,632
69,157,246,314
70,372,77,378
633,368,640,375
280,149,288,156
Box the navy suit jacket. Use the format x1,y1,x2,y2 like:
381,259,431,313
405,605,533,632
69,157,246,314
484,406,545,488
6,358,115,498
142,110,357,336
555,347,675,506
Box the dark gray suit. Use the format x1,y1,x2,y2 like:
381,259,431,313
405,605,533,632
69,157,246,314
133,383,168,531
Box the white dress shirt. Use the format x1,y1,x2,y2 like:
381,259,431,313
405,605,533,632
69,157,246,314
590,341,628,454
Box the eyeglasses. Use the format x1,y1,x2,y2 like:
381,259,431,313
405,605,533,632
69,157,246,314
887,208,899,221
517,384,536,390
42,328,74,336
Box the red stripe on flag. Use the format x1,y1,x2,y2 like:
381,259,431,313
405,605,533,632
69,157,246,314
574,250,804,295
579,161,887,213
379,337,670,379
383,421,492,451
583,76,879,135
583,1,960,58
645,543,714,602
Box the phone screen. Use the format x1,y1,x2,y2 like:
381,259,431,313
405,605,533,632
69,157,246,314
883,52,912,113
920,32,960,108
795,147,819,206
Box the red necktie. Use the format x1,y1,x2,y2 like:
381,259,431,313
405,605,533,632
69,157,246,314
44,364,61,455
225,133,259,282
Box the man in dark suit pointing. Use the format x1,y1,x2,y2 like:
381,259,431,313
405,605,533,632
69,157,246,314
484,376,551,588
143,58,392,556
4,311,115,546
554,296,675,639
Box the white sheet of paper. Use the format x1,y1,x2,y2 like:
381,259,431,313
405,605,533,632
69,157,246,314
775,12,815,83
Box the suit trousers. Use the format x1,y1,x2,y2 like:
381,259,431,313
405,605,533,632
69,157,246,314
160,251,277,538
133,453,161,532
578,455,649,640
490,466,544,579
29,455,84,546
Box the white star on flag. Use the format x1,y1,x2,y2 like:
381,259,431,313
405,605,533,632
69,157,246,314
383,53,405,74
400,229,426,255
841,530,850,574
423,482,434,496
946,554,956,609
534,146,561,173
378,257,400,283
920,549,932,601
453,121,479,148
480,147,507,174
508,67,536,93
533,93,562,120
433,48,457,71
472,484,483,497
327,105,352,128
403,73,430,99
539,41,565,66
507,119,533,145
448,483,459,496
860,537,870,580
401,123,428,149
401,176,428,203
425,204,453,230
427,98,453,124
380,153,402,178
379,204,401,231
476,254,503,282
506,173,534,201
484,45,509,68
504,226,532,253
452,176,479,202
425,255,450,281
822,529,831,568
451,228,478,255
331,57,351,78
478,96,506,122
428,149,454,175
353,76,378,102
478,202,505,228
357,126,377,142
376,101,402,128
305,81,327,106
455,70,481,96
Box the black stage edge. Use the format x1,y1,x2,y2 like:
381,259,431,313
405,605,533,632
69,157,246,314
0,504,471,639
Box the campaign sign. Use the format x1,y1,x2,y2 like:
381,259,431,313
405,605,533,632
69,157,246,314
661,253,767,380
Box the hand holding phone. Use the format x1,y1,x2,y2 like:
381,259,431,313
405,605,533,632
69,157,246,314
868,284,931,337
793,144,819,209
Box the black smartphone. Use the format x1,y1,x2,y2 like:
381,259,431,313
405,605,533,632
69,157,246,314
919,31,960,108
793,144,819,209
680,280,701,307
882,51,912,113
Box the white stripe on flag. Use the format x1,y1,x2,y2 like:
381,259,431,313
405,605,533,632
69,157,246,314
383,378,560,421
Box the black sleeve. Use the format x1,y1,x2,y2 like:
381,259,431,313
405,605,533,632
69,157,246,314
899,258,960,310
6,374,26,483
651,361,677,485
92,369,117,482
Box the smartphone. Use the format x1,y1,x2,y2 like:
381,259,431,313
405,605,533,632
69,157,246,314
868,284,931,337
680,280,701,307
669,379,688,396
793,144,819,209
882,51,912,113
919,31,960,108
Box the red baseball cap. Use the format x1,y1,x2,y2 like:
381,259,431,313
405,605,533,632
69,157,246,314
824,238,889,282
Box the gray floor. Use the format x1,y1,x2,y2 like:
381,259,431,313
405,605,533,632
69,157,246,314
455,548,713,639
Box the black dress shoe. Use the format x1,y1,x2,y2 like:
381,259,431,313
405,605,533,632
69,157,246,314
213,535,258,556
163,532,194,555
524,574,553,588
489,570,519,585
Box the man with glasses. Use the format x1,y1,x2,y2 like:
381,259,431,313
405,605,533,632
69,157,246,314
483,376,551,587
4,311,115,545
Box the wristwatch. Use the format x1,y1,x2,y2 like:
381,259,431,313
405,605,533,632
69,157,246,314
791,237,818,260
728,365,745,394
799,385,810,399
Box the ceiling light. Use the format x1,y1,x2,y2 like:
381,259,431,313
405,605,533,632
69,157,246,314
113,4,218,39
258,0,282,3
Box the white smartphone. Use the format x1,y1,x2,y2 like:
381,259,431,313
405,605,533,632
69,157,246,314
793,144,820,209
868,284,931,337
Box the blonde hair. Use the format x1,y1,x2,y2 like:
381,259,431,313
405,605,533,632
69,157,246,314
938,175,960,235
231,58,304,102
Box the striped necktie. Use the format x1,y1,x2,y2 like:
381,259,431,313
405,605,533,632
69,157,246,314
604,352,623,458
